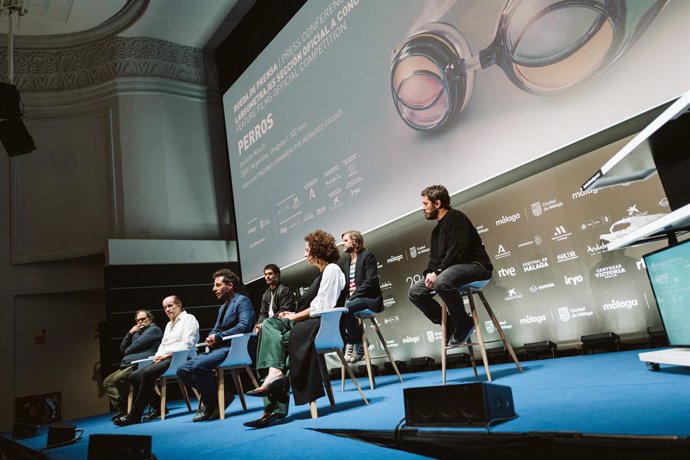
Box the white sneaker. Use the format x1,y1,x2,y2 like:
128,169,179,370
344,343,354,361
349,343,365,363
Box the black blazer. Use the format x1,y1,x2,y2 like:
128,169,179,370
257,283,295,324
341,250,383,311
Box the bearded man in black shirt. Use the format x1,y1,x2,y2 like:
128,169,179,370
408,185,493,346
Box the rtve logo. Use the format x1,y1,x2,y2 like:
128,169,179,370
497,267,517,277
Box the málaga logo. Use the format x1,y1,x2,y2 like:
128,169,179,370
602,298,639,311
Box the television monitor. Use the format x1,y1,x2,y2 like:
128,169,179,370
644,239,690,346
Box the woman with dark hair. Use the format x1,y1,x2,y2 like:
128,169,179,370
244,229,346,428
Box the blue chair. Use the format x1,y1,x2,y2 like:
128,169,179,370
341,309,403,390
441,280,523,384
128,348,198,420
216,333,259,420
310,307,369,418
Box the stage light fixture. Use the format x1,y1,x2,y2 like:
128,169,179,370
523,340,558,359
646,326,668,348
410,356,435,372
581,332,621,355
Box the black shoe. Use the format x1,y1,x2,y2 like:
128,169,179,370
193,404,218,422
448,318,475,347
111,411,126,421
142,407,169,422
113,413,141,427
246,377,286,397
243,412,286,429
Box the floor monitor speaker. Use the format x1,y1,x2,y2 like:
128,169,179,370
404,382,515,427
87,434,153,460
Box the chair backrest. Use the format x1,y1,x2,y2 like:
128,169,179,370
160,349,194,379
218,333,256,369
313,308,347,353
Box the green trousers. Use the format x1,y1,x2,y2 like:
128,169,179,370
103,365,135,412
255,317,294,416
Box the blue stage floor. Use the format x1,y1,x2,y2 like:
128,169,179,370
4,349,690,459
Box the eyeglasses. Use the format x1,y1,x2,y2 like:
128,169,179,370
136,317,149,322
391,0,667,131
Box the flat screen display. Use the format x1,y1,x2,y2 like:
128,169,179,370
644,239,690,346
221,0,690,281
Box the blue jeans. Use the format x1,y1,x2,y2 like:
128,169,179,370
408,263,491,334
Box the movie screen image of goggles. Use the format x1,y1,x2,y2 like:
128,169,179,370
390,0,668,131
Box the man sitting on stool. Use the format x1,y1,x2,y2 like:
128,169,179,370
340,230,383,363
177,268,255,422
408,185,493,346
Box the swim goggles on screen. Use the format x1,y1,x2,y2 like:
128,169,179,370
390,0,668,131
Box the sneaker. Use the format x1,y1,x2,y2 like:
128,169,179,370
452,317,476,346
344,343,354,361
349,343,365,363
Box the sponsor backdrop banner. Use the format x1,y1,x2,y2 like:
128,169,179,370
222,0,690,282
251,135,668,363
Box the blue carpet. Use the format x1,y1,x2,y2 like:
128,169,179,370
4,349,690,459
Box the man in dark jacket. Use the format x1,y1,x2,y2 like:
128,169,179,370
341,230,383,363
103,309,162,419
254,264,295,333
408,185,493,346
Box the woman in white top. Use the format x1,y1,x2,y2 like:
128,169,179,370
245,229,346,428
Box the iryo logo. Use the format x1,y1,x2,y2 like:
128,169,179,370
564,275,584,286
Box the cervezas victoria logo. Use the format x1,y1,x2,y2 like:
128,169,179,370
594,264,626,279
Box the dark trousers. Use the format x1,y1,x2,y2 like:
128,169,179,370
176,347,229,408
343,297,381,343
408,263,491,334
127,358,171,417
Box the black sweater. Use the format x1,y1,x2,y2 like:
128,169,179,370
424,208,493,276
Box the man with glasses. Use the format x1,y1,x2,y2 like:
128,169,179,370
254,264,295,334
113,295,199,426
408,185,493,347
177,268,255,422
103,309,162,420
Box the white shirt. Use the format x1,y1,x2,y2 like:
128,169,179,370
310,263,346,313
155,310,200,357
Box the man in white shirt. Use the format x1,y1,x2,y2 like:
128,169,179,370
113,295,200,426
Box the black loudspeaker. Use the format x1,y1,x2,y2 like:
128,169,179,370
0,82,21,119
87,434,153,460
404,382,516,427
0,119,36,156
46,423,76,448
12,422,38,439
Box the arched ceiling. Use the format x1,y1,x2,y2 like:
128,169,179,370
0,0,244,49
